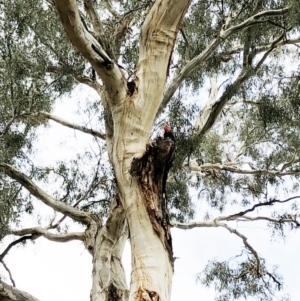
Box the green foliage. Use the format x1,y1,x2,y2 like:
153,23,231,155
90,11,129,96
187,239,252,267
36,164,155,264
0,0,80,162
199,256,287,301
167,172,194,222
268,208,300,240
0,179,33,240
0,0,300,299
0,0,82,238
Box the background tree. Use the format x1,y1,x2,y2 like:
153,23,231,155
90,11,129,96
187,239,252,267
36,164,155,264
1,0,300,300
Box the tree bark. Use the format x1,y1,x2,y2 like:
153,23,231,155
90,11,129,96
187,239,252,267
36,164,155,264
102,2,191,299
0,281,41,301
25,2,192,301
118,138,176,301
91,196,129,301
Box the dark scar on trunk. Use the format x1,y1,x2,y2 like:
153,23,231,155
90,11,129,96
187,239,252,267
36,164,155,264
130,137,176,265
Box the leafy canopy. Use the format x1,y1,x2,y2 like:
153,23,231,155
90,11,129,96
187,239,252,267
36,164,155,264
0,0,300,300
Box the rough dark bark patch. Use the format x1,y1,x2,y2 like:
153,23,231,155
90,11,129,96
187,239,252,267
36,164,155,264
130,137,176,262
137,287,160,301
108,283,118,301
127,80,136,96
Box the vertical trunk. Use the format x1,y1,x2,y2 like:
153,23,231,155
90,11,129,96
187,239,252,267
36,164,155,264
90,196,129,301
113,135,176,301
126,190,173,301
94,2,192,298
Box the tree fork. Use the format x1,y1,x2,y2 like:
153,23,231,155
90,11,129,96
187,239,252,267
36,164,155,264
130,137,176,263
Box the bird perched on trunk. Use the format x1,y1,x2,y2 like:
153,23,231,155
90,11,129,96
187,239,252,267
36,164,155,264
163,124,175,142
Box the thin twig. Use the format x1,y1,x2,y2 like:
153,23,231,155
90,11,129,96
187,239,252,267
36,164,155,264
220,223,261,274
0,260,16,287
0,236,34,261
218,196,300,221
48,156,103,229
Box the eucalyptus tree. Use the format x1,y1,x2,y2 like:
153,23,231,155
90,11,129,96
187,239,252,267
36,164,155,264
1,0,300,301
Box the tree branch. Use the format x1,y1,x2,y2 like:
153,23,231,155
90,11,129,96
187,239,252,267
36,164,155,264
46,156,103,231
1,226,84,263
137,0,193,122
253,37,300,55
235,215,300,227
188,161,300,177
220,223,260,273
193,73,220,131
101,0,119,18
159,38,221,116
160,6,290,114
54,0,127,105
0,236,33,261
221,7,289,38
11,227,84,243
172,219,261,273
195,69,251,137
280,150,300,172
0,280,42,301
170,220,220,229
219,36,300,60
83,0,104,37
76,156,103,202
217,196,300,222
74,74,103,94
47,64,103,94
114,15,133,59
194,35,280,138
1,116,15,137
0,261,15,287
0,163,92,225
35,111,106,140
83,0,112,57
47,213,68,230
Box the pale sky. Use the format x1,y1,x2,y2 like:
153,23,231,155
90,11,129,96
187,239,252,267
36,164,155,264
1,87,299,301
3,223,300,300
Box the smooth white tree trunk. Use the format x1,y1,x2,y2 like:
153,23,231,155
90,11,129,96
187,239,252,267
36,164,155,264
111,130,175,301
90,197,129,301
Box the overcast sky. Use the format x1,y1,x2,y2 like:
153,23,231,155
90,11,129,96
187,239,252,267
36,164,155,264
3,222,300,301
1,87,300,301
